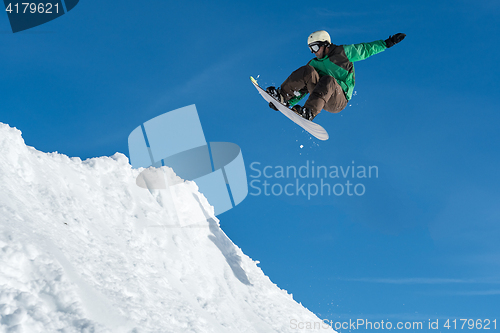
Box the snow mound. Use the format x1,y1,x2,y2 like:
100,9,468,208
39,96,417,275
0,123,334,333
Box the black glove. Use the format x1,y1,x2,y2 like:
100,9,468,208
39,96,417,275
385,33,406,48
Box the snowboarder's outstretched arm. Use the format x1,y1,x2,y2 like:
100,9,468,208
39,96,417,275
344,33,406,62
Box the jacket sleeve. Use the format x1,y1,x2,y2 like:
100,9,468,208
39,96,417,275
287,93,306,107
343,40,387,62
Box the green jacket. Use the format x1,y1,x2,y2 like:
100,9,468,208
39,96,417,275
289,40,387,105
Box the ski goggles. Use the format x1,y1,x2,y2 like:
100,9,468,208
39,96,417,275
308,42,324,53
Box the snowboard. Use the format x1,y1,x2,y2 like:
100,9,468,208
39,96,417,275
250,76,329,141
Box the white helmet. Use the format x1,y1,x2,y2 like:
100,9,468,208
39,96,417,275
307,30,331,46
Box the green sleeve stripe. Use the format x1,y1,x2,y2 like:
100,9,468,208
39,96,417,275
343,40,387,62
287,93,306,107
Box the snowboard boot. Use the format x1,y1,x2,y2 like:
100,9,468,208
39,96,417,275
291,105,316,121
266,86,288,111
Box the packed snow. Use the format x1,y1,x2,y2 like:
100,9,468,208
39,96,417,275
0,123,335,332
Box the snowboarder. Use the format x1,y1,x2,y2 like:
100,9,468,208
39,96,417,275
266,30,406,121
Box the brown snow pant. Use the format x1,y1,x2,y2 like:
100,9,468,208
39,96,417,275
280,65,348,117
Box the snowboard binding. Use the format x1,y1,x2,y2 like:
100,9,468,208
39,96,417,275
266,86,288,111
292,105,316,121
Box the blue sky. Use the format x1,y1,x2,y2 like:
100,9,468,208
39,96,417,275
2,0,500,331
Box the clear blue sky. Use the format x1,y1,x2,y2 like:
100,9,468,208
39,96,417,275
2,0,500,331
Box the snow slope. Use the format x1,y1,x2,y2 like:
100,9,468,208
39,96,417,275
0,123,335,333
